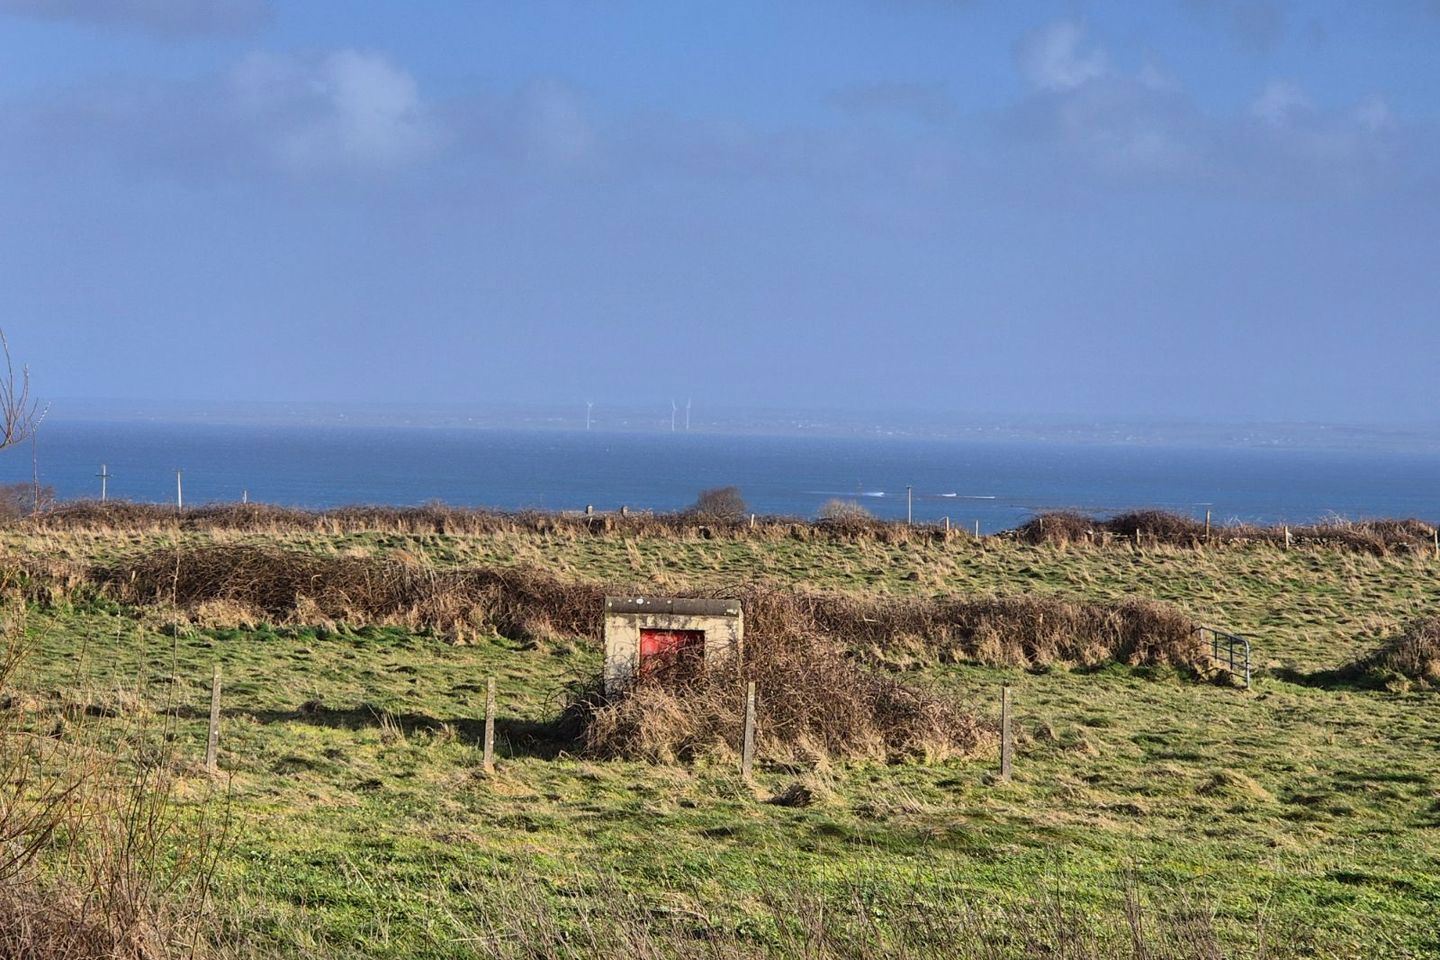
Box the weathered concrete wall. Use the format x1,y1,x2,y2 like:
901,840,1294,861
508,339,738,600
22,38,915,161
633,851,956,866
603,597,743,694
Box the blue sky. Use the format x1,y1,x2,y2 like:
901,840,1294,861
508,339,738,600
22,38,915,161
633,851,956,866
2,1,1437,423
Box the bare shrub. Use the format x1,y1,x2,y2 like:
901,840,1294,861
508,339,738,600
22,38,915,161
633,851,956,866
78,545,1207,671
1105,510,1207,541
94,544,606,642
816,498,873,522
0,482,53,520
1015,511,1097,546
1015,508,1438,556
574,633,986,764
687,486,748,521
738,587,1205,670
1349,615,1440,687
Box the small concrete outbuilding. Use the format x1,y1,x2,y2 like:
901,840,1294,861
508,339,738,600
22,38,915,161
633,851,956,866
602,597,743,694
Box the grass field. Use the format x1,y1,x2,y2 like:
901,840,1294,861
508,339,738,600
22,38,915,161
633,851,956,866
7,524,1440,957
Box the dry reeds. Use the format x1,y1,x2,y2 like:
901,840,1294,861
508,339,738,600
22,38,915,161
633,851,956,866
82,544,1206,670
19,500,950,546
739,587,1204,669
1016,509,1436,555
575,633,985,764
94,543,605,644
21,498,1434,556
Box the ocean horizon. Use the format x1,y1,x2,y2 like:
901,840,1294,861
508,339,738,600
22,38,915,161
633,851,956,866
5,418,1437,529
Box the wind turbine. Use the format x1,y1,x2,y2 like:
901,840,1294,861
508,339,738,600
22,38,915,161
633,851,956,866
685,397,691,431
586,400,593,431
670,399,677,432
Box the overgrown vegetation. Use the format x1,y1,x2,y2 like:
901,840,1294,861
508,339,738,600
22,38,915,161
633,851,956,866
0,481,53,519
1345,613,1440,688
573,633,987,764
0,604,222,959
816,498,873,522
17,499,1438,556
53,543,1209,671
1016,508,1438,556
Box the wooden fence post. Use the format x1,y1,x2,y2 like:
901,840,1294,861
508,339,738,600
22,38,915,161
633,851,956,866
205,664,222,776
741,681,757,783
483,677,496,774
999,685,1012,783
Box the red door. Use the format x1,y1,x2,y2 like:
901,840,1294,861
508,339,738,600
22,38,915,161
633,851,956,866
639,628,705,680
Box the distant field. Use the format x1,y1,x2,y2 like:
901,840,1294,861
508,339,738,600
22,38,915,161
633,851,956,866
6,520,1440,957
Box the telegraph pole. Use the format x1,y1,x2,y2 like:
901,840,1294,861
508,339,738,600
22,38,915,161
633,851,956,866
97,464,110,502
906,485,913,526
176,470,183,512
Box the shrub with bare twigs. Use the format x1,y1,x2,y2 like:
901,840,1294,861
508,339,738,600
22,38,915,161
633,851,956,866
571,633,986,764
1347,614,1440,687
78,545,1207,671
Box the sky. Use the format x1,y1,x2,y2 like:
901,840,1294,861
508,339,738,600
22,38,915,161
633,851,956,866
1,1,1437,424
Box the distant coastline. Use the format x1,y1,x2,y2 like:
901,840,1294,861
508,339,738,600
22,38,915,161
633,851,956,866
39,399,1440,454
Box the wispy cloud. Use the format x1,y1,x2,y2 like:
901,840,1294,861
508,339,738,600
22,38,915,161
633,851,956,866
0,50,615,183
1001,18,1423,194
1016,19,1109,92
229,50,437,173
0,0,270,37
1248,79,1311,124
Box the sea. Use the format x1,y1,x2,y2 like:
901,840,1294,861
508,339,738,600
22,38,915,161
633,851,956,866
4,419,1438,530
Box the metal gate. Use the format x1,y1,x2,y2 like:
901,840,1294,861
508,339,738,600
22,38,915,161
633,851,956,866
1196,626,1251,687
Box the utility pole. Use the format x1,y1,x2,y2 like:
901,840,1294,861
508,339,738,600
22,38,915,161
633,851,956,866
176,470,183,512
97,464,110,502
906,485,913,526
30,435,39,514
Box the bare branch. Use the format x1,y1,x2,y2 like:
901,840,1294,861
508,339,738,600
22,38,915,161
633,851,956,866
0,330,43,452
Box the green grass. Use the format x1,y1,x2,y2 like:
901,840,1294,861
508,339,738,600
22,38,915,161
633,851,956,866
10,530,1440,957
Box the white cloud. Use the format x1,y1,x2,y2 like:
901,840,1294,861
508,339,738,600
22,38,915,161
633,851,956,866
229,50,437,172
1352,94,1392,133
1002,35,1420,195
1249,79,1312,125
1016,20,1109,92
0,0,269,37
